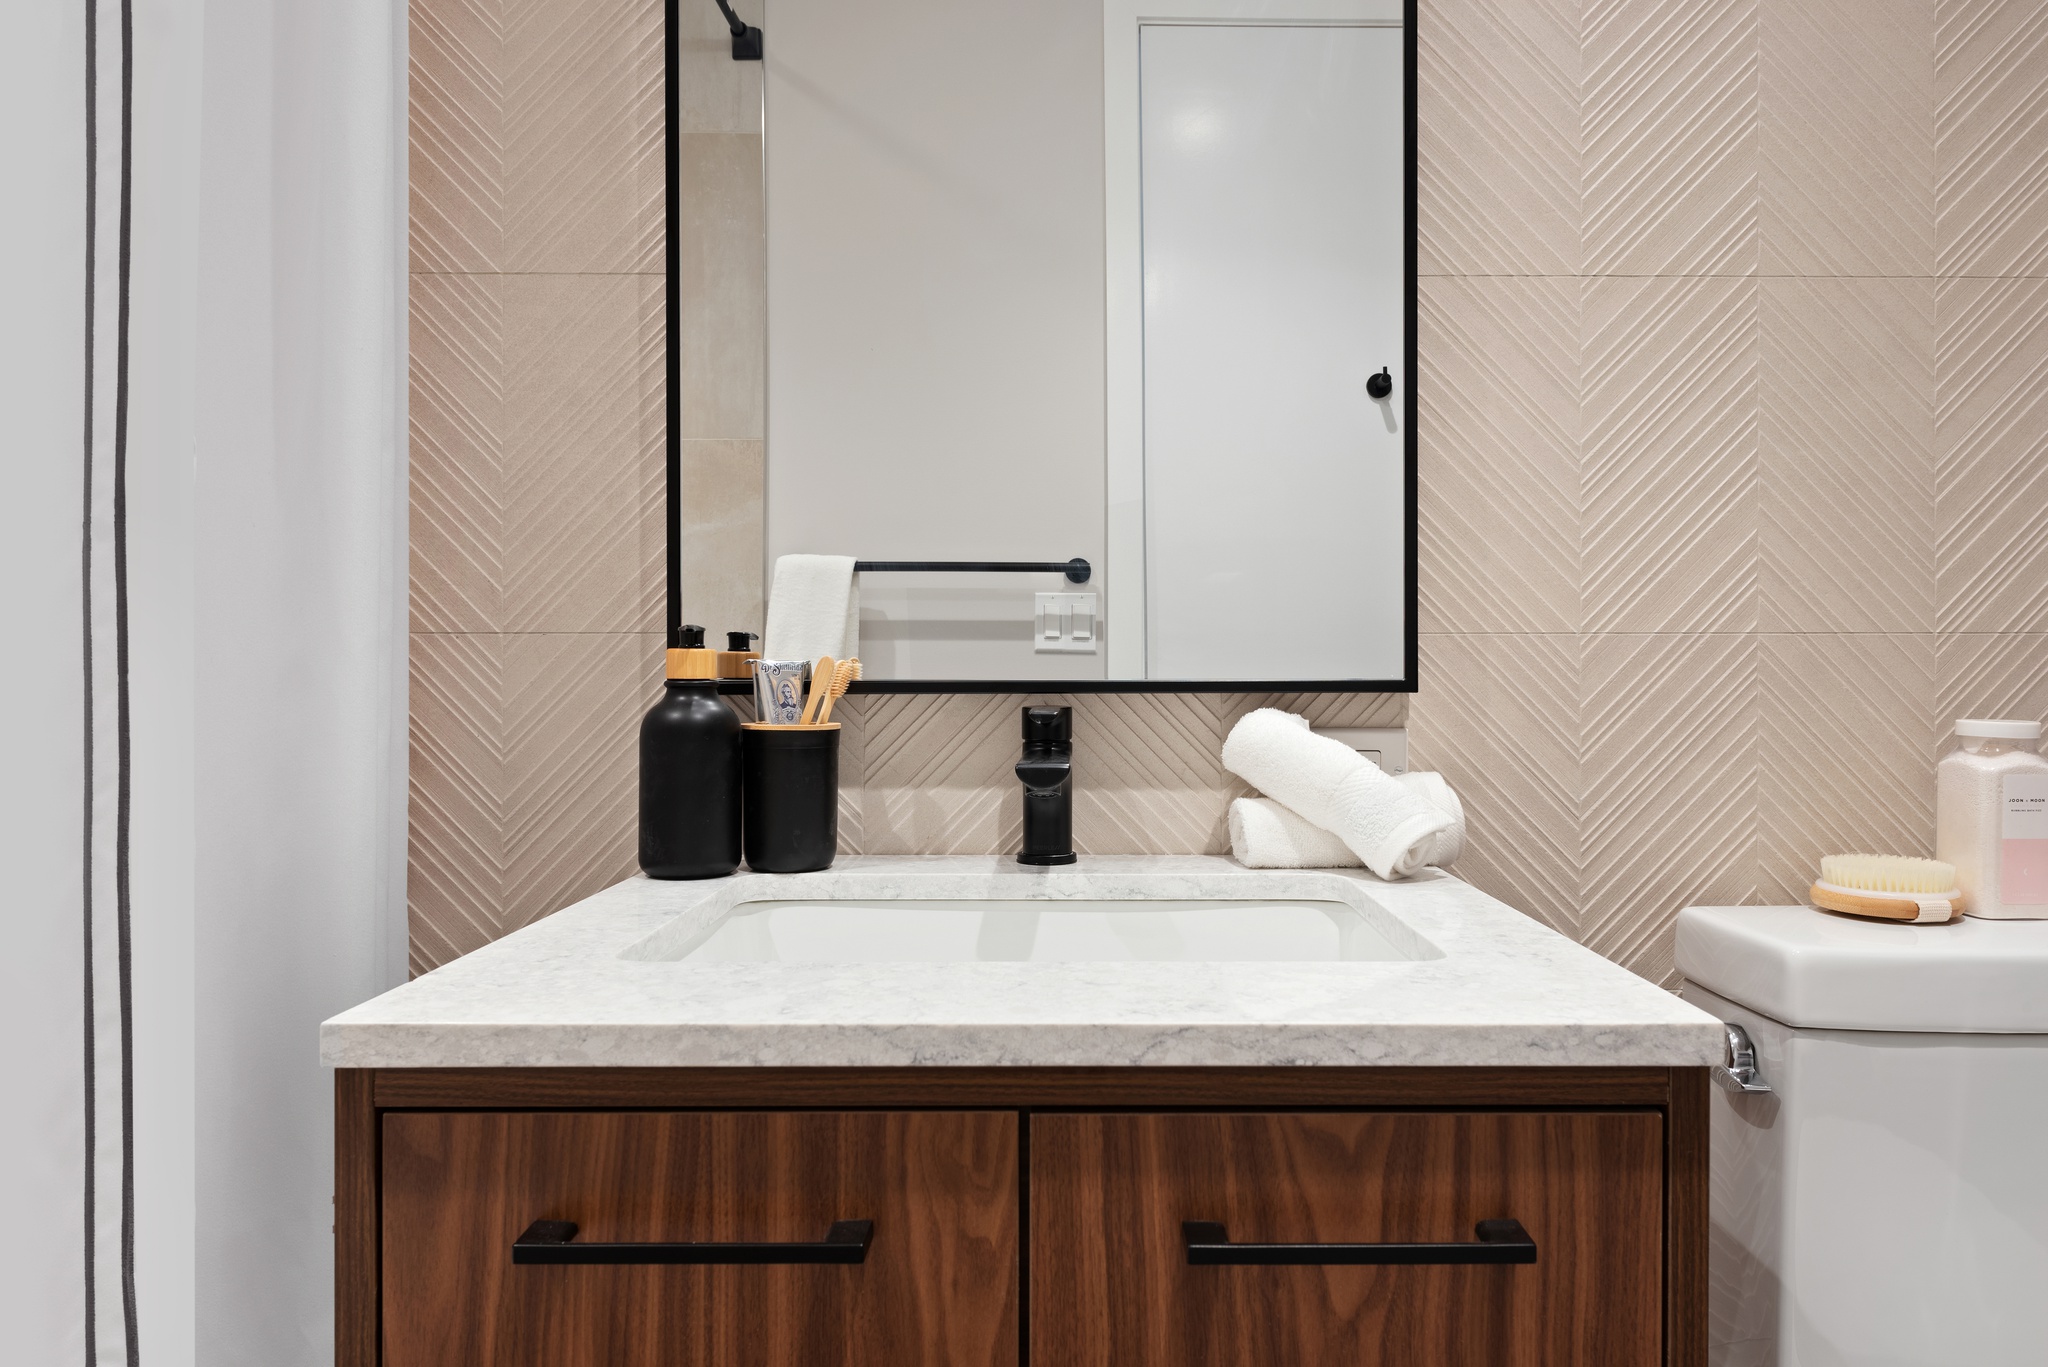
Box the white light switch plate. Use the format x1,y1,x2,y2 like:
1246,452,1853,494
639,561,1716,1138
1313,727,1408,774
1034,592,1099,653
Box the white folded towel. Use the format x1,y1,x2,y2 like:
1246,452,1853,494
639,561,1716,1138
1228,797,1359,868
763,554,859,662
1397,769,1465,866
1229,773,1466,871
1221,708,1451,880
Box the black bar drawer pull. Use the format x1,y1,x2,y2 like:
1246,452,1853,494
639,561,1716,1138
513,1218,874,1265
1182,1218,1536,1266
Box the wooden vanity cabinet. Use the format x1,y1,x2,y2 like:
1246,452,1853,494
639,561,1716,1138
1031,1111,1663,1367
379,1110,1018,1367
339,1067,1707,1367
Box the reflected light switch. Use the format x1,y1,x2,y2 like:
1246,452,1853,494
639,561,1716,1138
1035,593,1100,654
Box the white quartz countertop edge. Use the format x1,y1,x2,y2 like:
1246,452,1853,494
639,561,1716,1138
322,855,1725,1069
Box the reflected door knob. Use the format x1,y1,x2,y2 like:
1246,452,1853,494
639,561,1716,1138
1366,367,1393,400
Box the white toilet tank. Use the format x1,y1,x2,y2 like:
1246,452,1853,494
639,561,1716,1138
1677,906,2048,1367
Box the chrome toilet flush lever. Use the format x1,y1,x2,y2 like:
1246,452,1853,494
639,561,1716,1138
1714,1022,1772,1095
1016,705,1076,866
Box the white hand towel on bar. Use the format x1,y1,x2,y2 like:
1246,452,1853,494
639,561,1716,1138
1221,708,1450,879
763,554,859,662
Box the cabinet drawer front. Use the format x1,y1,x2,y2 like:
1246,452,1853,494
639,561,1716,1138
1031,1111,1662,1367
382,1110,1017,1367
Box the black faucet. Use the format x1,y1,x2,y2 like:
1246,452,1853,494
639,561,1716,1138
1016,706,1076,865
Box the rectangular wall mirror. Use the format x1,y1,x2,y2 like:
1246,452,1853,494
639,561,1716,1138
667,0,1416,692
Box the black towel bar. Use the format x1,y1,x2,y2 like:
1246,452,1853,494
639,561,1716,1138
853,559,1091,584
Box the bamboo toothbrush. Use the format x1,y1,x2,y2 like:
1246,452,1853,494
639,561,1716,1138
798,655,834,725
814,658,861,724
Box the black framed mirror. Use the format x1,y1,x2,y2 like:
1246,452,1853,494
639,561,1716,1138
664,0,1416,694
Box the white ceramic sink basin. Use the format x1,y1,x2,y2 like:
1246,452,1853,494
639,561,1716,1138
652,896,1426,964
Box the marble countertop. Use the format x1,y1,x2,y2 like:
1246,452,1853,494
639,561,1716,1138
321,856,1723,1069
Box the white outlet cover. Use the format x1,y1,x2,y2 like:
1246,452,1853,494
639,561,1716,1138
1313,727,1407,774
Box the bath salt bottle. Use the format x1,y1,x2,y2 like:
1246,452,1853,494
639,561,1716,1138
1936,719,2048,920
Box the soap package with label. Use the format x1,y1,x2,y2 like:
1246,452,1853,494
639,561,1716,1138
1937,719,2048,920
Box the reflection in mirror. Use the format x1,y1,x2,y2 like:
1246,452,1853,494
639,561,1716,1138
670,0,1414,690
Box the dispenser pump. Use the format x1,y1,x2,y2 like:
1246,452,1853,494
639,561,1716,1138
666,624,719,680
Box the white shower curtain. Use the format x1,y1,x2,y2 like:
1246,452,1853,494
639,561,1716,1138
0,2,407,1364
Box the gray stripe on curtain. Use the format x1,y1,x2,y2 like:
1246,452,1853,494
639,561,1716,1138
83,0,137,1362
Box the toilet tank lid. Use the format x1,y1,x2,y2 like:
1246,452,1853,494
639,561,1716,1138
1675,906,2048,1034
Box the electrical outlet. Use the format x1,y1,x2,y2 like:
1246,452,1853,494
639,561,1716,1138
1313,727,1408,774
1034,592,1099,653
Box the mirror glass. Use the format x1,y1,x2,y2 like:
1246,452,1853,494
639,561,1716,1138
675,0,1413,690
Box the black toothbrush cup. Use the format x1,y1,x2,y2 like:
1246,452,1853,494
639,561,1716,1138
740,723,840,873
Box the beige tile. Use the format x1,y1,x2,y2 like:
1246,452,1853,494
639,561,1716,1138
675,131,766,440
1583,277,1760,633
1937,633,2048,739
503,0,663,272
1582,633,1759,986
1419,278,1582,633
408,631,661,972
1411,634,1583,938
1070,695,1236,855
1235,693,1410,729
1935,277,2048,631
497,632,656,936
1758,634,1938,903
1584,0,1759,275
860,694,1028,855
1760,0,1935,276
678,440,765,640
500,274,666,632
1417,0,1581,275
859,693,1281,858
1760,278,1936,632
409,631,508,972
409,273,505,633
1935,0,2048,277
833,695,867,855
410,0,504,272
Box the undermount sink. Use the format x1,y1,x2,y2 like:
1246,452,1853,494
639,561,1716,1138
648,896,1429,964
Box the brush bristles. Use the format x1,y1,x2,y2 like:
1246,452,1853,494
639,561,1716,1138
1818,853,1957,894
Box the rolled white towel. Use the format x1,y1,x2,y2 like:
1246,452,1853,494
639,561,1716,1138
1228,797,1359,868
1221,709,1450,880
763,554,859,662
1397,770,1465,867
1229,773,1466,870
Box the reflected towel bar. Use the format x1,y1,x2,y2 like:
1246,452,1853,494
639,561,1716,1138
853,559,1092,584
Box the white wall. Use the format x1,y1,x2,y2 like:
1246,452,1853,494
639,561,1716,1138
764,0,1109,680
0,3,89,1361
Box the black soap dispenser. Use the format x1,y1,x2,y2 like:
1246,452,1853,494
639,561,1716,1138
639,624,742,879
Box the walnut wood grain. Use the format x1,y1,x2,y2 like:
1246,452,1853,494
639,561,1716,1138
1667,1068,1710,1367
369,1065,1673,1110
1030,1111,1664,1367
380,1110,1017,1367
334,1069,378,1367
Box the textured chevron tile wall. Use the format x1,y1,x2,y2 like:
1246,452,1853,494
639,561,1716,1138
409,0,2048,980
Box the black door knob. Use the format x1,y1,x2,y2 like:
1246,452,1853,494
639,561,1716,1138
1366,367,1393,400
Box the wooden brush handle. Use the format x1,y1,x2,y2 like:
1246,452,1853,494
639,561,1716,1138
1810,883,1962,923
799,656,834,725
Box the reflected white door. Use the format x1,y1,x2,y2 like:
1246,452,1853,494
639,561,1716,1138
1139,23,1405,679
